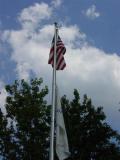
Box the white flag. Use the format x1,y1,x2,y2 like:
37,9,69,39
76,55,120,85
56,86,70,160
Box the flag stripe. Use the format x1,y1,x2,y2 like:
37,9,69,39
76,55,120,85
48,35,66,70
57,57,66,70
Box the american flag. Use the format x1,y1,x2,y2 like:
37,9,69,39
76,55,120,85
48,35,66,70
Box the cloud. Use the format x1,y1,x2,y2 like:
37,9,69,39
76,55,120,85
0,81,7,113
1,2,120,131
51,0,62,8
18,2,52,30
83,5,100,20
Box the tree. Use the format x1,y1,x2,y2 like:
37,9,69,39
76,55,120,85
0,105,20,160
0,78,50,160
62,89,120,160
0,78,120,160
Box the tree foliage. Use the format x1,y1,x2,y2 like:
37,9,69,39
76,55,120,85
62,89,120,160
0,78,50,160
0,78,120,160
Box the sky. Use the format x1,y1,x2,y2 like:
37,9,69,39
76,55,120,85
0,0,120,133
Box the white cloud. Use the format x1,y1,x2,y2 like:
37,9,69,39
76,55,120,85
1,2,120,131
18,3,52,30
84,5,100,20
51,0,62,8
0,81,7,114
60,25,86,47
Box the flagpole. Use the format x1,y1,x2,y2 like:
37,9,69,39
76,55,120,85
49,22,58,160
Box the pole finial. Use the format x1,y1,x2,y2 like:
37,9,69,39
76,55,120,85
54,22,57,26
54,22,58,29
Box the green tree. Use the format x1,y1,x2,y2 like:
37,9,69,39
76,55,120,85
0,108,17,160
62,89,120,160
0,78,120,160
0,78,50,160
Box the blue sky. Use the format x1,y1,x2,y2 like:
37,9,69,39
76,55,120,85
1,0,120,53
0,0,120,133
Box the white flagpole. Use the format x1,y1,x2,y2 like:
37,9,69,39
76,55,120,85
49,22,58,160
